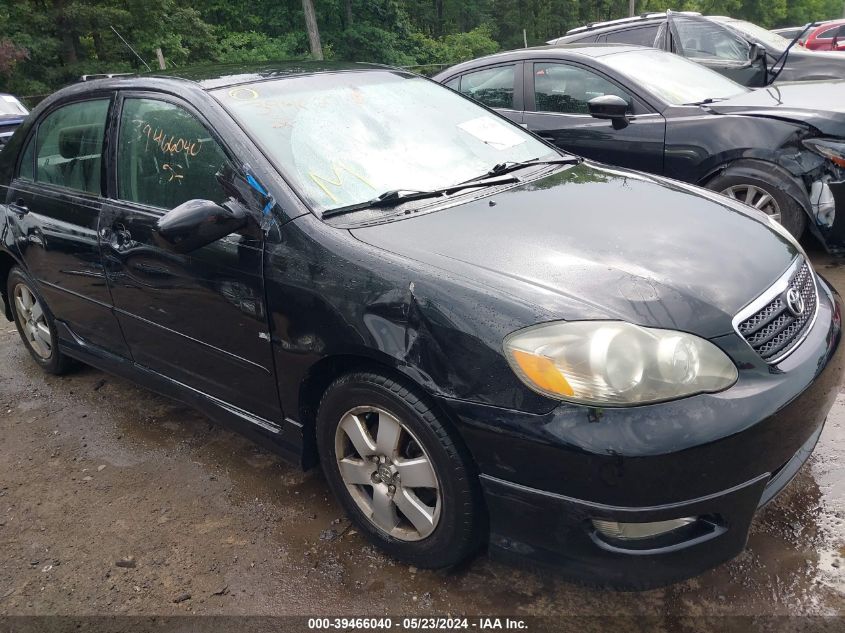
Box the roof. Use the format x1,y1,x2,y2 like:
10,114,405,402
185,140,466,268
562,11,701,36
434,43,648,77
146,61,392,90
24,60,408,120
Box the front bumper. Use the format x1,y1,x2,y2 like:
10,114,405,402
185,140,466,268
480,421,822,589
439,277,844,588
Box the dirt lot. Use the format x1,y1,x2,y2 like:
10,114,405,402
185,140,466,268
0,253,844,621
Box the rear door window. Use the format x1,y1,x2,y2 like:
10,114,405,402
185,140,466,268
599,25,660,47
817,26,841,40
455,65,516,109
34,99,109,194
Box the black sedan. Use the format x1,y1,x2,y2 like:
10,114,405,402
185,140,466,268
1,63,843,588
548,11,845,87
434,44,845,248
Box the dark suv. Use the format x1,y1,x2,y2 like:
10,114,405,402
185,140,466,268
550,11,845,86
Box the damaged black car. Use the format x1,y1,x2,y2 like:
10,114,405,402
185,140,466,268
1,64,843,589
548,11,845,87
435,45,845,249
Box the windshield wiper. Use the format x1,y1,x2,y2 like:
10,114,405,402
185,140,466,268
770,22,817,84
322,175,521,219
683,97,728,106
462,156,582,183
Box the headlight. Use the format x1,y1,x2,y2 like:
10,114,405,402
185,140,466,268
503,321,737,406
803,138,845,168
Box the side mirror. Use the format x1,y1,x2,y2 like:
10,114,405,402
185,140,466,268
749,43,767,61
588,95,630,130
154,199,247,254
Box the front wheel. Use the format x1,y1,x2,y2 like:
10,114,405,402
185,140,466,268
316,372,484,568
707,168,806,239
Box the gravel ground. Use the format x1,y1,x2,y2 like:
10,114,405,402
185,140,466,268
0,252,843,621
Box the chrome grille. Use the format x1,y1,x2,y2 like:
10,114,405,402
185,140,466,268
735,258,817,363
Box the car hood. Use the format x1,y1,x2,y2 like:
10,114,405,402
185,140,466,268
778,48,845,81
708,80,845,136
350,163,799,339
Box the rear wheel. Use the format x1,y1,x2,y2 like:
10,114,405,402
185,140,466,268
316,372,484,568
7,267,72,375
706,167,806,239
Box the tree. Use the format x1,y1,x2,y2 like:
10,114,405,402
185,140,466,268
302,0,323,59
1,0,843,98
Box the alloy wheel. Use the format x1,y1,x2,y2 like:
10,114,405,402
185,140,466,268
13,283,52,359
720,184,781,224
334,406,441,541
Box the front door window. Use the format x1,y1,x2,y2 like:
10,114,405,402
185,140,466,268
672,16,750,64
532,63,632,115
117,98,230,209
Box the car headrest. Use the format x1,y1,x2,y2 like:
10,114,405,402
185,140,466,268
59,124,102,159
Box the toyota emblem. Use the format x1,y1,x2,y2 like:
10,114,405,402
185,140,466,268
786,287,805,317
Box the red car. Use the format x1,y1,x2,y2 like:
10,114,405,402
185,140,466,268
803,19,845,51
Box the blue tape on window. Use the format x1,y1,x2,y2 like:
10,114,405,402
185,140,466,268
246,171,274,215
246,173,268,196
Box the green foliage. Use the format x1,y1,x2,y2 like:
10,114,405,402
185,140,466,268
0,0,842,96
215,31,305,64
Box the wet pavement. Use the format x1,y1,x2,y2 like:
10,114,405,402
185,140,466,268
0,253,843,619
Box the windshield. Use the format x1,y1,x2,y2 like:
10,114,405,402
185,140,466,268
601,48,749,105
213,71,555,213
0,95,27,116
715,18,795,53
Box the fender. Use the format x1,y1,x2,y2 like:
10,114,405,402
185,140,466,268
699,158,827,248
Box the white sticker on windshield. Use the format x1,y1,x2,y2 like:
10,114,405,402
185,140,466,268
457,116,526,151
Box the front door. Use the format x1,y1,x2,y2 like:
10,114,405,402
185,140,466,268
100,93,282,422
663,14,767,87
6,96,130,356
522,61,666,175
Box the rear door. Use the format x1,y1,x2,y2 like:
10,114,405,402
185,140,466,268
445,62,524,125
522,61,666,174
5,95,130,356
100,92,282,422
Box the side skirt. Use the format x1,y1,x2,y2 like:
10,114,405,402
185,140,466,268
55,320,306,468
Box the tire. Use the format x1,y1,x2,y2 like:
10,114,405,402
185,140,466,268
706,167,806,239
316,371,484,568
7,267,72,375
706,164,807,239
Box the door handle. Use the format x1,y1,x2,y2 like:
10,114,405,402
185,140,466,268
9,198,28,216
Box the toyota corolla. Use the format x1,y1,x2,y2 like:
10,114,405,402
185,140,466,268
0,63,842,588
